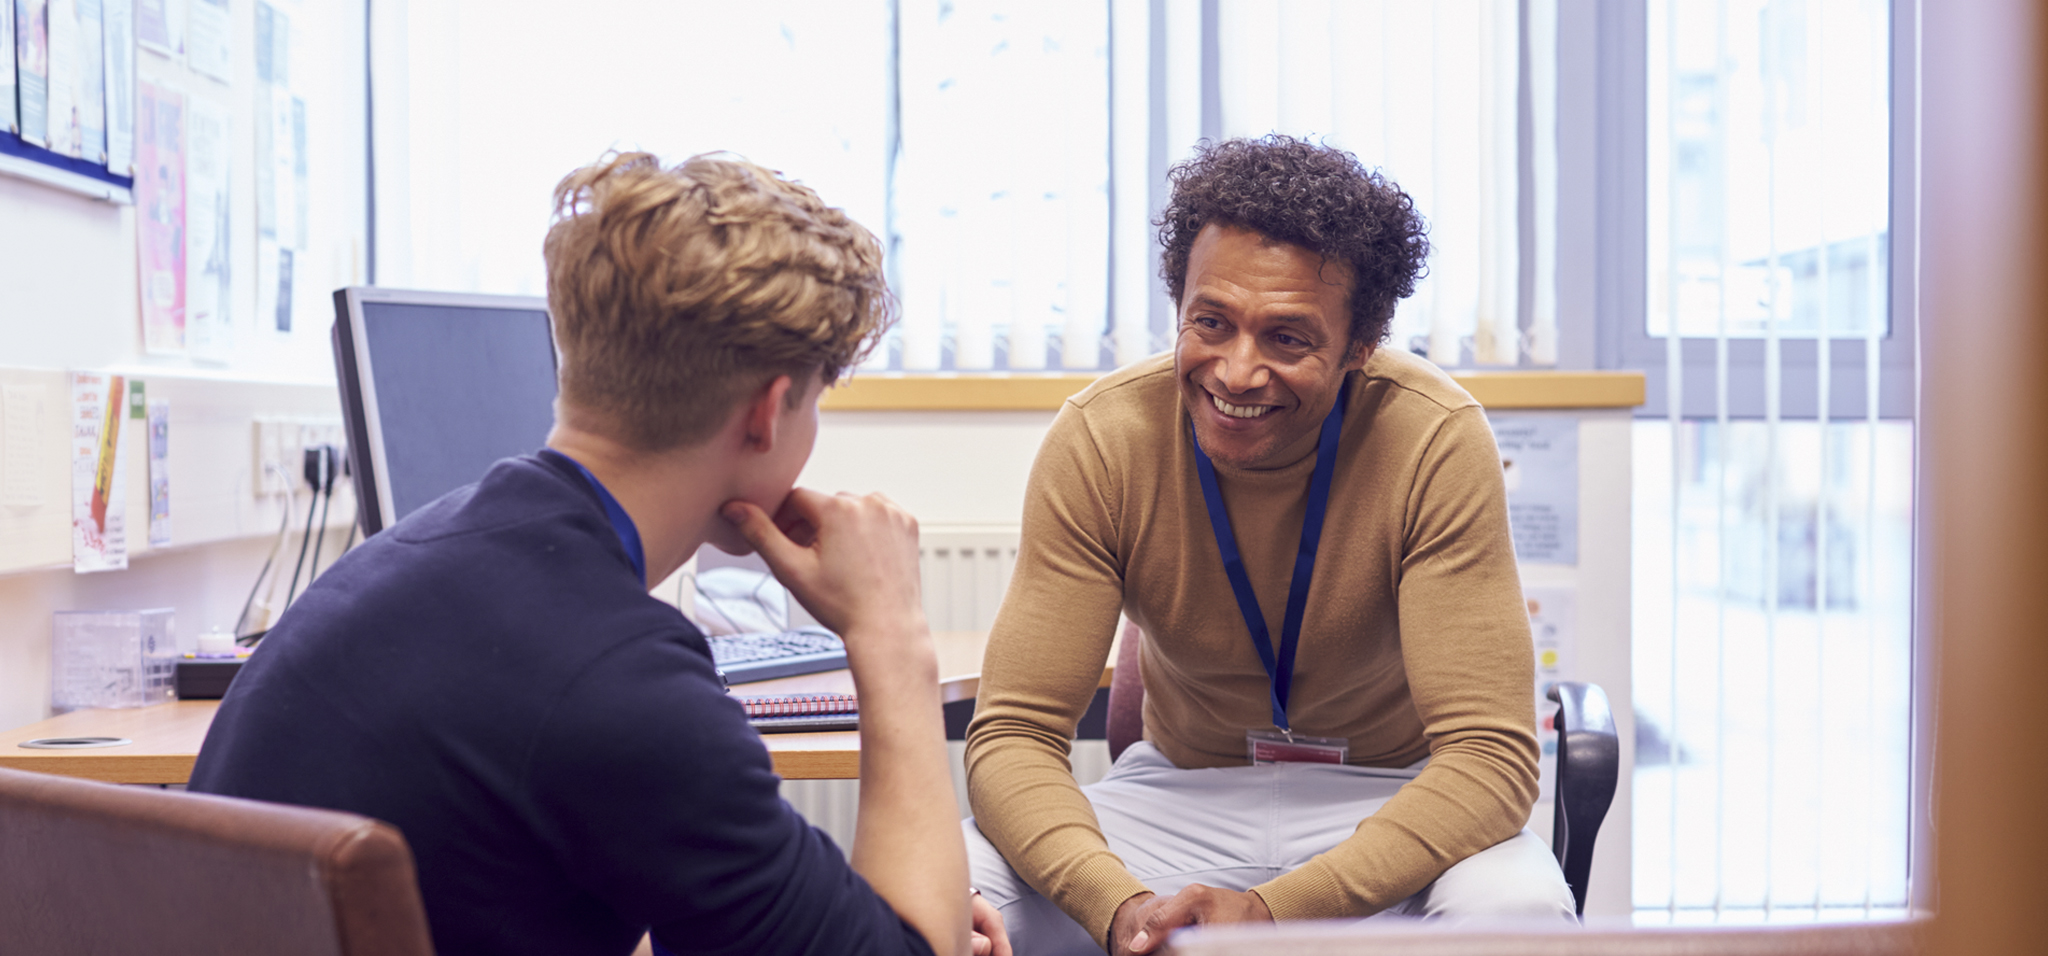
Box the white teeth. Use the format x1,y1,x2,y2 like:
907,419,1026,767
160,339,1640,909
1211,394,1272,419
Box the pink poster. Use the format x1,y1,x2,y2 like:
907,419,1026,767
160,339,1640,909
137,80,186,355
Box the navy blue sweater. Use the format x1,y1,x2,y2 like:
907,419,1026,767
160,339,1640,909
191,452,933,956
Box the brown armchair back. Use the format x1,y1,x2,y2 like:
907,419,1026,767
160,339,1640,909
0,765,433,956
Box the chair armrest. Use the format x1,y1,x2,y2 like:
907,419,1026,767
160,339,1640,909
1546,681,1619,916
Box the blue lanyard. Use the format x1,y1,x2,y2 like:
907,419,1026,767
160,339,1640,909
552,451,647,585
1189,380,1348,732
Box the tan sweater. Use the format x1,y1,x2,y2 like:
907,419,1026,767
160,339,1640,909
963,349,1539,945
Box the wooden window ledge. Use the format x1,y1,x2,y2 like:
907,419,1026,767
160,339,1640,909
819,370,1646,412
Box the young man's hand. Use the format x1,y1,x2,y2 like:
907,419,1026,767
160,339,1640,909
1113,885,1271,954
970,892,1011,956
722,489,926,652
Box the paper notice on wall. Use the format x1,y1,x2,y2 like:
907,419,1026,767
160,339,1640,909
17,0,49,146
267,85,296,247
136,80,187,354
2,1,17,135
185,94,231,360
71,371,129,573
43,0,74,155
135,0,181,57
101,0,132,174
185,0,226,80
1525,586,1576,757
147,398,170,546
76,0,105,162
3,384,46,508
1490,414,1580,565
254,0,299,331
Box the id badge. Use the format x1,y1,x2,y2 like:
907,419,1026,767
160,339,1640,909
1247,729,1349,765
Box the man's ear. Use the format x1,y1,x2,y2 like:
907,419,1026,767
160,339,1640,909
1344,337,1375,371
742,374,796,452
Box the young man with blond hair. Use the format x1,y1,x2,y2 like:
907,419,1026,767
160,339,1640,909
194,152,1001,956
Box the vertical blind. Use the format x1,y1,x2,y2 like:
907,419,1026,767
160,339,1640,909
1215,0,1543,367
381,0,1559,373
891,1,1111,372
1636,0,1910,922
890,0,1558,371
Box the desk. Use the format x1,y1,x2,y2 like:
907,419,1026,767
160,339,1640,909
0,631,1112,785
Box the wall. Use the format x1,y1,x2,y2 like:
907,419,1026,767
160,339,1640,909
0,0,366,729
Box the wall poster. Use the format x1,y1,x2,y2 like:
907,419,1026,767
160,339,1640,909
1491,414,1580,565
70,371,129,573
136,80,186,354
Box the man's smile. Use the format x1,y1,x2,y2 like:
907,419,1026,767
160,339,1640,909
1210,391,1279,419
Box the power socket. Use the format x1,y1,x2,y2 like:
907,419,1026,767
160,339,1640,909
251,417,348,496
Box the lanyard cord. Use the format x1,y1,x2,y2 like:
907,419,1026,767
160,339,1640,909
1189,379,1349,732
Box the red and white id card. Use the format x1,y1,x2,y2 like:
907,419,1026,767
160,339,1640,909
1246,729,1349,765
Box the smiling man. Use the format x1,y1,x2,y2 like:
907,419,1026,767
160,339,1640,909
963,136,1575,955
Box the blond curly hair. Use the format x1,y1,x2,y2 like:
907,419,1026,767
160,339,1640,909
543,151,894,451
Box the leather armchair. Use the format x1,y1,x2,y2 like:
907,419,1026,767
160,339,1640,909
0,765,433,955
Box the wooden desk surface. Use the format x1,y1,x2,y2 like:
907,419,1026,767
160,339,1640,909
0,630,1108,785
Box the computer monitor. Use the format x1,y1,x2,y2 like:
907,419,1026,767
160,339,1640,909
332,287,559,537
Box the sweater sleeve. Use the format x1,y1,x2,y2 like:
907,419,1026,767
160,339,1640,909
964,402,1150,949
526,631,938,956
1251,404,1541,920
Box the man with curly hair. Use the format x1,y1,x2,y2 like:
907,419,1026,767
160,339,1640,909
193,153,1004,956
963,135,1575,955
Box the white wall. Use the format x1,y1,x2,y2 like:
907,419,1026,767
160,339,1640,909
0,0,366,728
802,410,1057,528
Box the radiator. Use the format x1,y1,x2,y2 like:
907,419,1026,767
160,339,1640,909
916,527,1022,632
783,527,1114,848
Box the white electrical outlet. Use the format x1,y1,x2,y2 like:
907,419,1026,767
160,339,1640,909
251,417,347,497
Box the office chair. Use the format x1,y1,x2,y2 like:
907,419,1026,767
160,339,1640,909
1105,625,1620,917
0,766,434,955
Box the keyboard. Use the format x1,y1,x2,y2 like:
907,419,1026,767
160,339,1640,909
707,627,849,684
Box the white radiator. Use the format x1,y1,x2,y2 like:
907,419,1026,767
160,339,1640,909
783,527,1114,849
916,527,1022,632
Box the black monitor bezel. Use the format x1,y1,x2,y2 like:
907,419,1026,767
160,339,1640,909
330,286,556,537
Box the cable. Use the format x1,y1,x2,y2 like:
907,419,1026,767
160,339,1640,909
283,479,321,611
307,446,339,582
307,477,335,583
234,465,298,639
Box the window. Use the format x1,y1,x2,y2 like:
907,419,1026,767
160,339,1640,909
1619,0,1918,921
372,1,891,298
374,0,1557,374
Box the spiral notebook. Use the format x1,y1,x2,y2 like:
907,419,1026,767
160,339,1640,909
742,693,859,734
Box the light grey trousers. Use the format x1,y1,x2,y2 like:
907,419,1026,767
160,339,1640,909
965,741,1576,956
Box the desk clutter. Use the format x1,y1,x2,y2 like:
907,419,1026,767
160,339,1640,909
742,693,859,734
51,609,177,711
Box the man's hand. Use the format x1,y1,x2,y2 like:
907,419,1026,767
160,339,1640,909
1107,892,1156,955
1119,885,1271,954
722,489,926,648
970,892,1011,956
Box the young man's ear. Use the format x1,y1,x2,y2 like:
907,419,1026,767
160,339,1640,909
742,374,796,451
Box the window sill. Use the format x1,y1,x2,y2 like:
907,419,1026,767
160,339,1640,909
820,370,1646,411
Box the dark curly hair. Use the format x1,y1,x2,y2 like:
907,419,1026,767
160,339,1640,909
1158,135,1430,351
